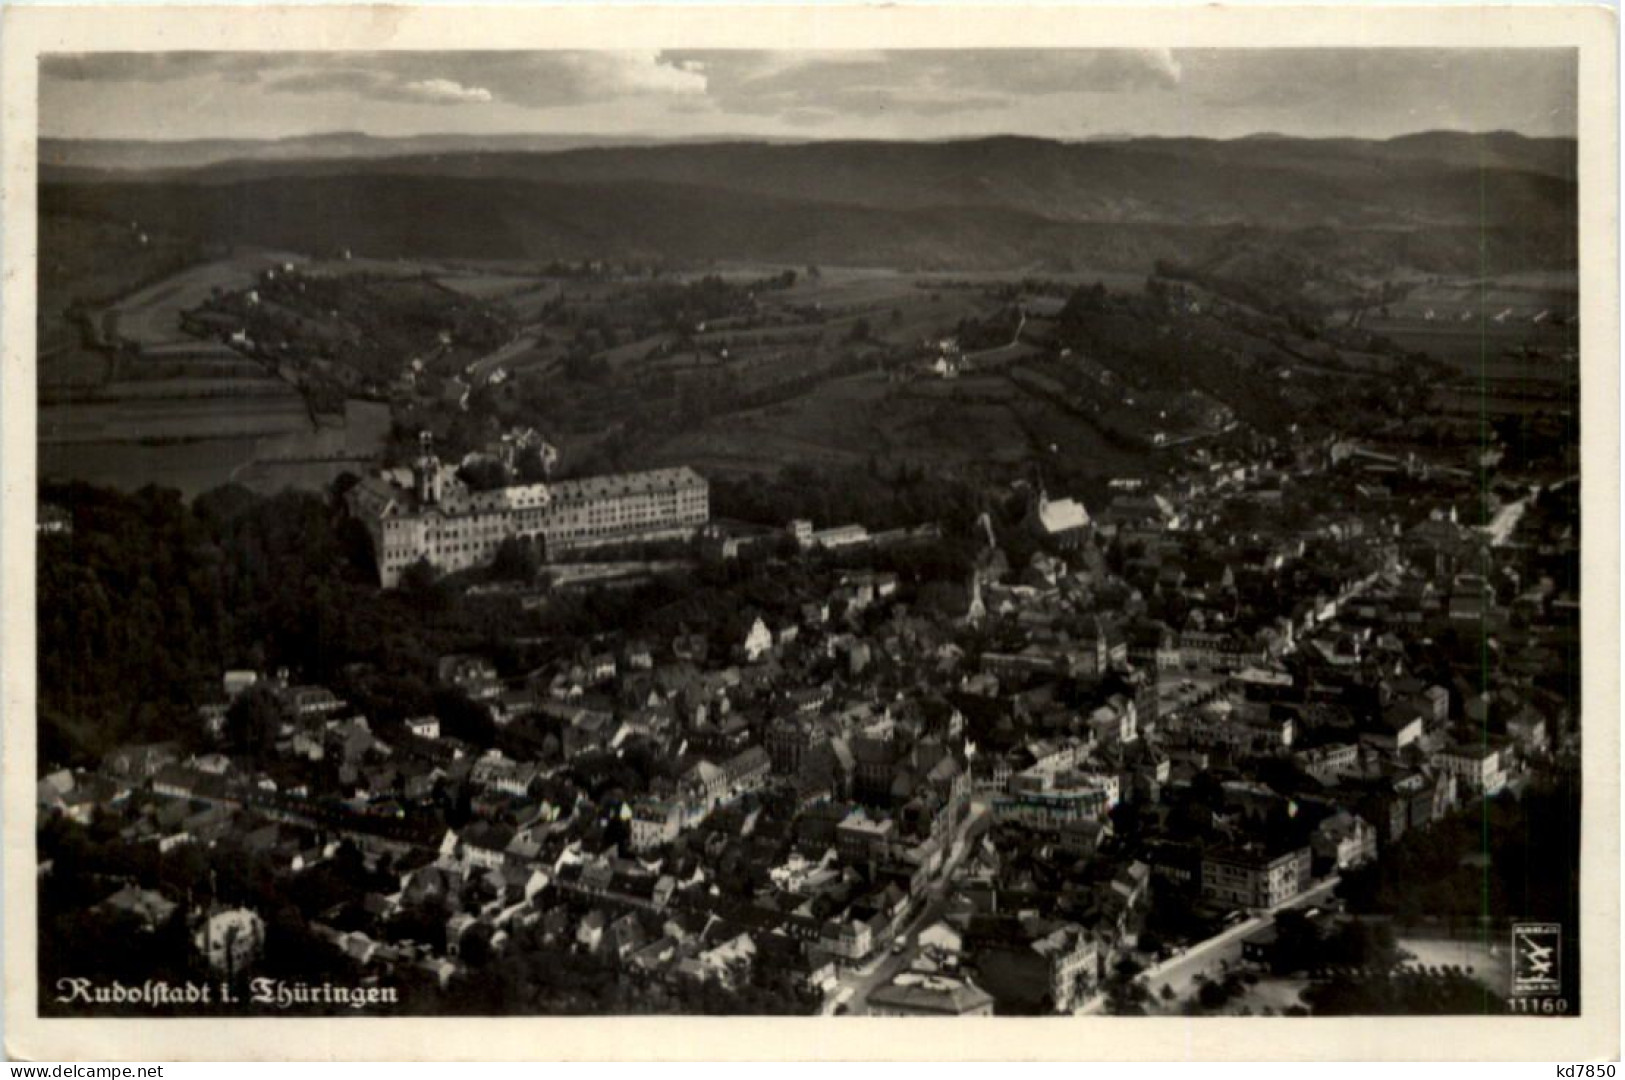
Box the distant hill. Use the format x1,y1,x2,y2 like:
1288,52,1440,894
38,132,1577,276
40,131,794,173
38,174,1570,279
46,133,1577,227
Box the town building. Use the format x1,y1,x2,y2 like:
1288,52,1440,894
1311,811,1378,870
37,503,73,536
1025,489,1091,549
992,764,1118,832
193,907,265,975
1200,845,1313,910
867,975,995,1017
348,434,709,586
974,920,1100,1014
1431,742,1510,795
1295,742,1361,784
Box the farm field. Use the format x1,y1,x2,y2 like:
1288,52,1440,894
916,267,1151,291
39,394,309,444
1357,272,1579,380
1428,387,1575,417
80,376,297,400
37,343,111,388
38,397,390,498
780,269,925,307
116,357,270,382
777,273,1008,339
437,274,565,320
600,333,678,371
646,369,1151,479
880,294,1007,346
715,263,1148,302
466,331,546,383
1382,273,1577,320
435,273,558,302
646,373,899,474
106,250,307,346
501,284,566,322
337,398,393,450
39,437,267,498
229,459,358,494
133,341,251,361
1372,321,1579,378
36,215,207,354
35,239,399,496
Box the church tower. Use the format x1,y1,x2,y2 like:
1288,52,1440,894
414,430,444,505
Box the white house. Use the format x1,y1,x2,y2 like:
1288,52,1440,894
1431,743,1509,795
743,618,774,663
193,908,265,975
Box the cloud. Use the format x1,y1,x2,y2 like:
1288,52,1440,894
264,66,496,106
397,78,493,105
548,51,706,100
42,49,1187,127
40,47,1580,143
382,52,707,108
45,51,704,109
662,49,1184,122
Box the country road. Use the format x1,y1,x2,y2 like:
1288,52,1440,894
963,310,1028,366
468,329,545,384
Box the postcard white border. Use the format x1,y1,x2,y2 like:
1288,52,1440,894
2,3,1617,1061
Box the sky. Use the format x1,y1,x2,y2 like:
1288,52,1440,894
40,49,1578,143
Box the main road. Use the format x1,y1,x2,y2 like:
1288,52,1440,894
834,800,990,1015
1076,874,1341,1014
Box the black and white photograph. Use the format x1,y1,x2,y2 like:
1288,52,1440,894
5,3,1617,1060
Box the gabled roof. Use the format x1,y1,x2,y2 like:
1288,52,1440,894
1038,496,1090,535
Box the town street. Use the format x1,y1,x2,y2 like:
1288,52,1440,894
1075,874,1342,1014
837,800,989,1015
1140,876,1342,1003
840,889,954,1015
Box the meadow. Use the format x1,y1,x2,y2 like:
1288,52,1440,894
646,367,1152,480
38,397,391,498
1360,272,1579,380
107,250,307,346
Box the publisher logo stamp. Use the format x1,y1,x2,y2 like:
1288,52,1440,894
1511,922,1561,996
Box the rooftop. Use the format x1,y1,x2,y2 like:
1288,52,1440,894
869,976,994,1015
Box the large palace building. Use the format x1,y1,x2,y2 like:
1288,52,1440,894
348,435,709,586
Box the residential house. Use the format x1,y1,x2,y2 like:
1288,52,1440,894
102,742,181,784
406,716,441,741
1200,845,1313,910
99,885,178,931
1431,742,1509,796
1311,811,1377,871
742,618,774,663
629,801,684,853
973,919,1100,1014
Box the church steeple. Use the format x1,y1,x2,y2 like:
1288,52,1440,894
414,430,444,505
